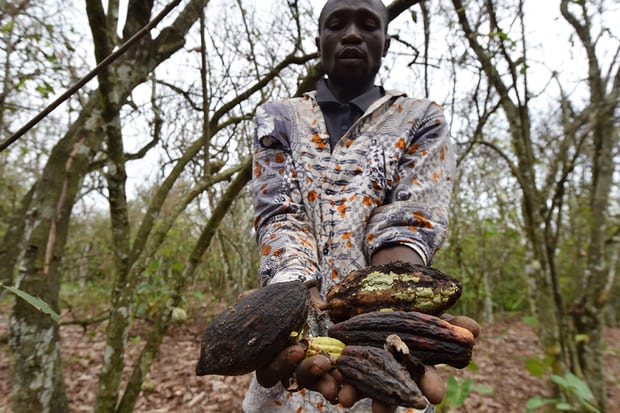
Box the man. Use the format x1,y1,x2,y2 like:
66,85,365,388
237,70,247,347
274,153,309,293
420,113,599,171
243,0,478,411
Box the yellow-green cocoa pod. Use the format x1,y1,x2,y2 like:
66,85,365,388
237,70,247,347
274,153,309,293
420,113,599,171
324,261,462,322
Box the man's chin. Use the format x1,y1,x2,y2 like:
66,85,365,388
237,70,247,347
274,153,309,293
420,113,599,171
329,73,372,91
328,65,380,91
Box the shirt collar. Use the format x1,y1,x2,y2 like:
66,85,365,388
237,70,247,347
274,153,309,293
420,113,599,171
315,78,384,113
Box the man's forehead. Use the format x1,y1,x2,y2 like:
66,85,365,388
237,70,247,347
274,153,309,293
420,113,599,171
320,0,387,20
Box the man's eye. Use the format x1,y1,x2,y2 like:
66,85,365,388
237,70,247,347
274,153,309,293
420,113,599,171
363,19,379,30
326,20,343,30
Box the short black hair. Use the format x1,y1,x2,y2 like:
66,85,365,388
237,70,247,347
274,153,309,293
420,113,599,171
318,0,390,34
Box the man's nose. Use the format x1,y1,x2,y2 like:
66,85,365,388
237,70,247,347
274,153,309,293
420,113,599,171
342,24,362,43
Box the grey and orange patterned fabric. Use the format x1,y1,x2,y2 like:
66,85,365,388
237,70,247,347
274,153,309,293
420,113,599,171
244,88,455,412
252,89,455,297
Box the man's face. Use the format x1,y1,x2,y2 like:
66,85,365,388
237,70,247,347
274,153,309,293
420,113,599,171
316,0,390,92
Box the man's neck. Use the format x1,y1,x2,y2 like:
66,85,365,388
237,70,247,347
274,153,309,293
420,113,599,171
326,78,375,103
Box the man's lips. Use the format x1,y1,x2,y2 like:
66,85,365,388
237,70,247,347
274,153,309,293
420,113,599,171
337,47,365,60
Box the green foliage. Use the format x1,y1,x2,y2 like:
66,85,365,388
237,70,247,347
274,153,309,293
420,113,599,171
489,30,517,49
526,373,601,413
60,281,111,316
524,353,602,412
524,355,553,377
35,80,55,98
437,375,494,411
522,315,539,329
134,260,176,318
0,283,60,322
436,208,528,320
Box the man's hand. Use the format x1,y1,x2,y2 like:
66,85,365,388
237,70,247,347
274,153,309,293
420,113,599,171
247,276,481,412
254,313,480,412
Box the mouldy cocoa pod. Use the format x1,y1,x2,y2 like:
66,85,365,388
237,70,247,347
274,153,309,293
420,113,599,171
336,345,427,409
195,280,309,376
324,261,462,322
328,311,474,369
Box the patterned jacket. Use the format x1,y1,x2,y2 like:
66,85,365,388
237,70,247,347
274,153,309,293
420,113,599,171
252,89,455,299
245,90,455,412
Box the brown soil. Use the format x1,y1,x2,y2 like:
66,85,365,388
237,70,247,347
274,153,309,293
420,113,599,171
0,313,618,413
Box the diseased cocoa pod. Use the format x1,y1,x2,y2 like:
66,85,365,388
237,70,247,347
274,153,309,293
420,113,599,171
195,280,309,376
384,334,425,382
328,311,474,369
336,345,427,409
324,261,462,322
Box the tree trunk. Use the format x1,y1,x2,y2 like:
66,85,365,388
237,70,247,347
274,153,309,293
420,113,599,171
8,91,107,410
451,0,571,380
116,158,252,413
9,119,98,412
6,0,205,409
561,1,619,410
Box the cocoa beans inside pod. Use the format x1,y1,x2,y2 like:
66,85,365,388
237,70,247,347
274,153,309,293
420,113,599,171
195,280,309,376
328,311,475,369
336,345,427,409
324,261,463,322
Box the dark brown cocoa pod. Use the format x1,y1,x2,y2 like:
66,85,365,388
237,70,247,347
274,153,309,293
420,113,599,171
384,334,425,382
195,280,309,376
328,311,474,369
324,261,462,322
336,345,427,409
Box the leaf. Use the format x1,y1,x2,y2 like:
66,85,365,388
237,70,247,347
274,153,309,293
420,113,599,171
0,283,60,322
2,20,15,33
525,356,552,377
471,384,494,395
522,315,539,328
550,373,601,412
564,373,594,400
556,402,574,410
445,376,473,407
467,358,480,371
526,396,554,412
35,81,55,98
445,376,460,405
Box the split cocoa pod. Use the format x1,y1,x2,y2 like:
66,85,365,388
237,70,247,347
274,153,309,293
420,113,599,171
337,345,428,409
195,280,309,376
328,310,475,369
301,337,427,409
323,261,463,322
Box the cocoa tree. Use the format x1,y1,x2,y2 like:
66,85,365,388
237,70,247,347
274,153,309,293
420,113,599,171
560,1,619,409
5,0,205,408
449,0,618,409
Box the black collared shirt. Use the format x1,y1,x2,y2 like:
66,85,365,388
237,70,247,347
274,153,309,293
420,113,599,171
316,79,385,148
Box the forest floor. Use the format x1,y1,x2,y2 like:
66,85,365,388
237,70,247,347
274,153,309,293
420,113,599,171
0,305,619,413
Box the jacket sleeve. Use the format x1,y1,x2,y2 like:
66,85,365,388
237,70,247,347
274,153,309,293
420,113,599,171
365,100,456,265
252,102,321,286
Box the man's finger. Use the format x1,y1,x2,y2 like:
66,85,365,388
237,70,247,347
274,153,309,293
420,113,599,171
371,399,397,413
337,383,360,408
294,355,332,388
441,314,481,338
418,365,446,405
315,373,339,404
255,344,305,388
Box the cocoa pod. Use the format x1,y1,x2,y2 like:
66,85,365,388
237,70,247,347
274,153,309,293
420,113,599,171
384,334,425,382
324,261,462,322
336,345,427,409
328,311,474,369
195,280,309,376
